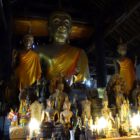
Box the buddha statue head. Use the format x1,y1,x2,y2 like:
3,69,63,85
102,100,108,108
63,99,71,110
57,82,64,92
48,11,72,44
46,99,53,108
114,84,122,94
22,34,34,50
117,38,127,57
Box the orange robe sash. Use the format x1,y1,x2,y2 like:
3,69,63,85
119,58,135,93
16,50,42,90
47,45,89,81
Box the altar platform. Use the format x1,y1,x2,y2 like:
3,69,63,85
98,136,140,140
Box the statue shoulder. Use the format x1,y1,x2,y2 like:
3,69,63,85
66,45,84,52
29,50,40,58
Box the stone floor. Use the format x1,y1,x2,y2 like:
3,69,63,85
98,136,140,140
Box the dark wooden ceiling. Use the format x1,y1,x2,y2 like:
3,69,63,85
1,0,140,75
9,0,140,49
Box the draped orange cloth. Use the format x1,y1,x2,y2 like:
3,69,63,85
119,58,135,94
47,45,89,81
16,50,42,90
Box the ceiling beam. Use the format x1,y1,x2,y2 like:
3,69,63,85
13,10,94,25
105,1,140,38
127,33,140,45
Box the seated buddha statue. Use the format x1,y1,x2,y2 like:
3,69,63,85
60,99,73,125
101,100,111,119
38,11,89,82
50,82,68,112
41,99,59,124
115,39,135,95
120,99,130,122
101,100,116,136
13,34,42,90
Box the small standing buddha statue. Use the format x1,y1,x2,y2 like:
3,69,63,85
81,96,91,126
8,108,18,127
132,81,140,109
137,94,140,111
114,84,124,109
120,99,130,122
18,100,30,126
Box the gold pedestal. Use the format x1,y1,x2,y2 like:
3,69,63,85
98,136,140,140
10,126,29,140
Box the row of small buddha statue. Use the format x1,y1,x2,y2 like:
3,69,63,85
8,87,137,139
107,72,140,112
8,70,140,139
7,79,92,139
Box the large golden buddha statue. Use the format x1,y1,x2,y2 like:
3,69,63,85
115,40,135,95
13,34,42,90
39,11,89,82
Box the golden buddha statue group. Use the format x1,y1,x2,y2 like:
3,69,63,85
8,10,140,139
9,11,90,137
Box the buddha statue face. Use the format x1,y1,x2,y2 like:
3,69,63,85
63,101,71,110
49,11,72,44
57,83,64,92
22,34,34,50
114,84,121,94
46,99,53,108
117,43,127,57
123,99,127,105
65,96,69,102
103,100,108,108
